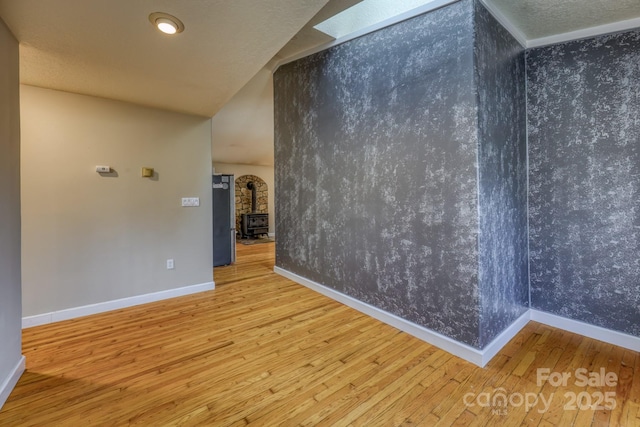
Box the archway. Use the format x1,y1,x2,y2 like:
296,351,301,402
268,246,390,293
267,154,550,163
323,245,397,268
234,175,268,237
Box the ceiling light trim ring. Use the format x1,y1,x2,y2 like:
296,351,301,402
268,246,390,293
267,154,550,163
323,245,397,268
149,12,185,35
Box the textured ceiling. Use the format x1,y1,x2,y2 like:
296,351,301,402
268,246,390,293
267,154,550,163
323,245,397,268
210,0,364,166
273,0,363,62
0,0,329,117
314,0,442,39
484,0,640,41
1,0,639,166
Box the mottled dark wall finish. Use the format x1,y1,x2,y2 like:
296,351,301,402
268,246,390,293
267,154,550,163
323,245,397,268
275,0,483,346
528,30,640,336
474,1,528,346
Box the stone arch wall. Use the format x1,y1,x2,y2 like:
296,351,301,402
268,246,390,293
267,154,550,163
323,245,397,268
235,175,268,235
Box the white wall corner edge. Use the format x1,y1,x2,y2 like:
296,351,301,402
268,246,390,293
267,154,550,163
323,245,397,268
22,281,216,329
274,266,517,367
0,355,26,410
530,309,640,352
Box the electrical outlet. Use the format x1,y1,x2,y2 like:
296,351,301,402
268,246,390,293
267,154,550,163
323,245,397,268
166,259,174,269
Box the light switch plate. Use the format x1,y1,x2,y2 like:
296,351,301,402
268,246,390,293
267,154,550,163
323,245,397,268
181,197,200,207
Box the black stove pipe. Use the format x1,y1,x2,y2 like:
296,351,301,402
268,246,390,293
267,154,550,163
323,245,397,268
247,182,257,213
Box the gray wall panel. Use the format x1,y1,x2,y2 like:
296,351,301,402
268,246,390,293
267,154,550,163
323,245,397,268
474,1,529,346
527,30,640,336
275,0,483,347
276,0,639,349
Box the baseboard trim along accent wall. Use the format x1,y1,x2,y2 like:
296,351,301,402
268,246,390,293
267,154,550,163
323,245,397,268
275,267,640,366
530,310,640,352
22,282,215,329
0,355,25,410
480,311,531,365
275,267,530,367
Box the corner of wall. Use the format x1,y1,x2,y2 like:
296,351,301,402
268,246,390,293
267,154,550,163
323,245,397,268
474,0,530,347
0,356,25,410
0,16,23,411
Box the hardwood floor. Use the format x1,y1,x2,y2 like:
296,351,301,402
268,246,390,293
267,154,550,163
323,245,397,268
1,242,639,426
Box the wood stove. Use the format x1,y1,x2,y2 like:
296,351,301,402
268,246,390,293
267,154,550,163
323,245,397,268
241,213,269,238
240,181,269,238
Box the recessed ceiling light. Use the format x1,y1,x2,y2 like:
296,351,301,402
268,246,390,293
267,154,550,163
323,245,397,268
149,12,184,35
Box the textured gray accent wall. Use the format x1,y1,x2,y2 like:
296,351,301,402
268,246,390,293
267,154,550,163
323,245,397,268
527,30,640,336
474,2,529,346
275,0,482,346
275,0,530,349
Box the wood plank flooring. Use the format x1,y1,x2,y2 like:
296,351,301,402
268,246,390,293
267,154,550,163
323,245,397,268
1,242,639,426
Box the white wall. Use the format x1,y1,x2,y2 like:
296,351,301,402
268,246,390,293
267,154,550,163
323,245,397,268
0,18,23,409
213,162,275,235
211,66,276,236
20,85,213,318
211,67,274,166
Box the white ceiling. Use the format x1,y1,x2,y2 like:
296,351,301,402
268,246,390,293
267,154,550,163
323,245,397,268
314,0,445,39
485,0,640,43
0,0,330,118
211,68,275,166
1,0,639,166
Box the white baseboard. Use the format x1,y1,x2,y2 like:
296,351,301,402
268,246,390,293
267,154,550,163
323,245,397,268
0,355,25,410
530,309,640,352
22,281,215,329
480,310,531,366
274,267,640,366
274,267,527,367
268,232,275,238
